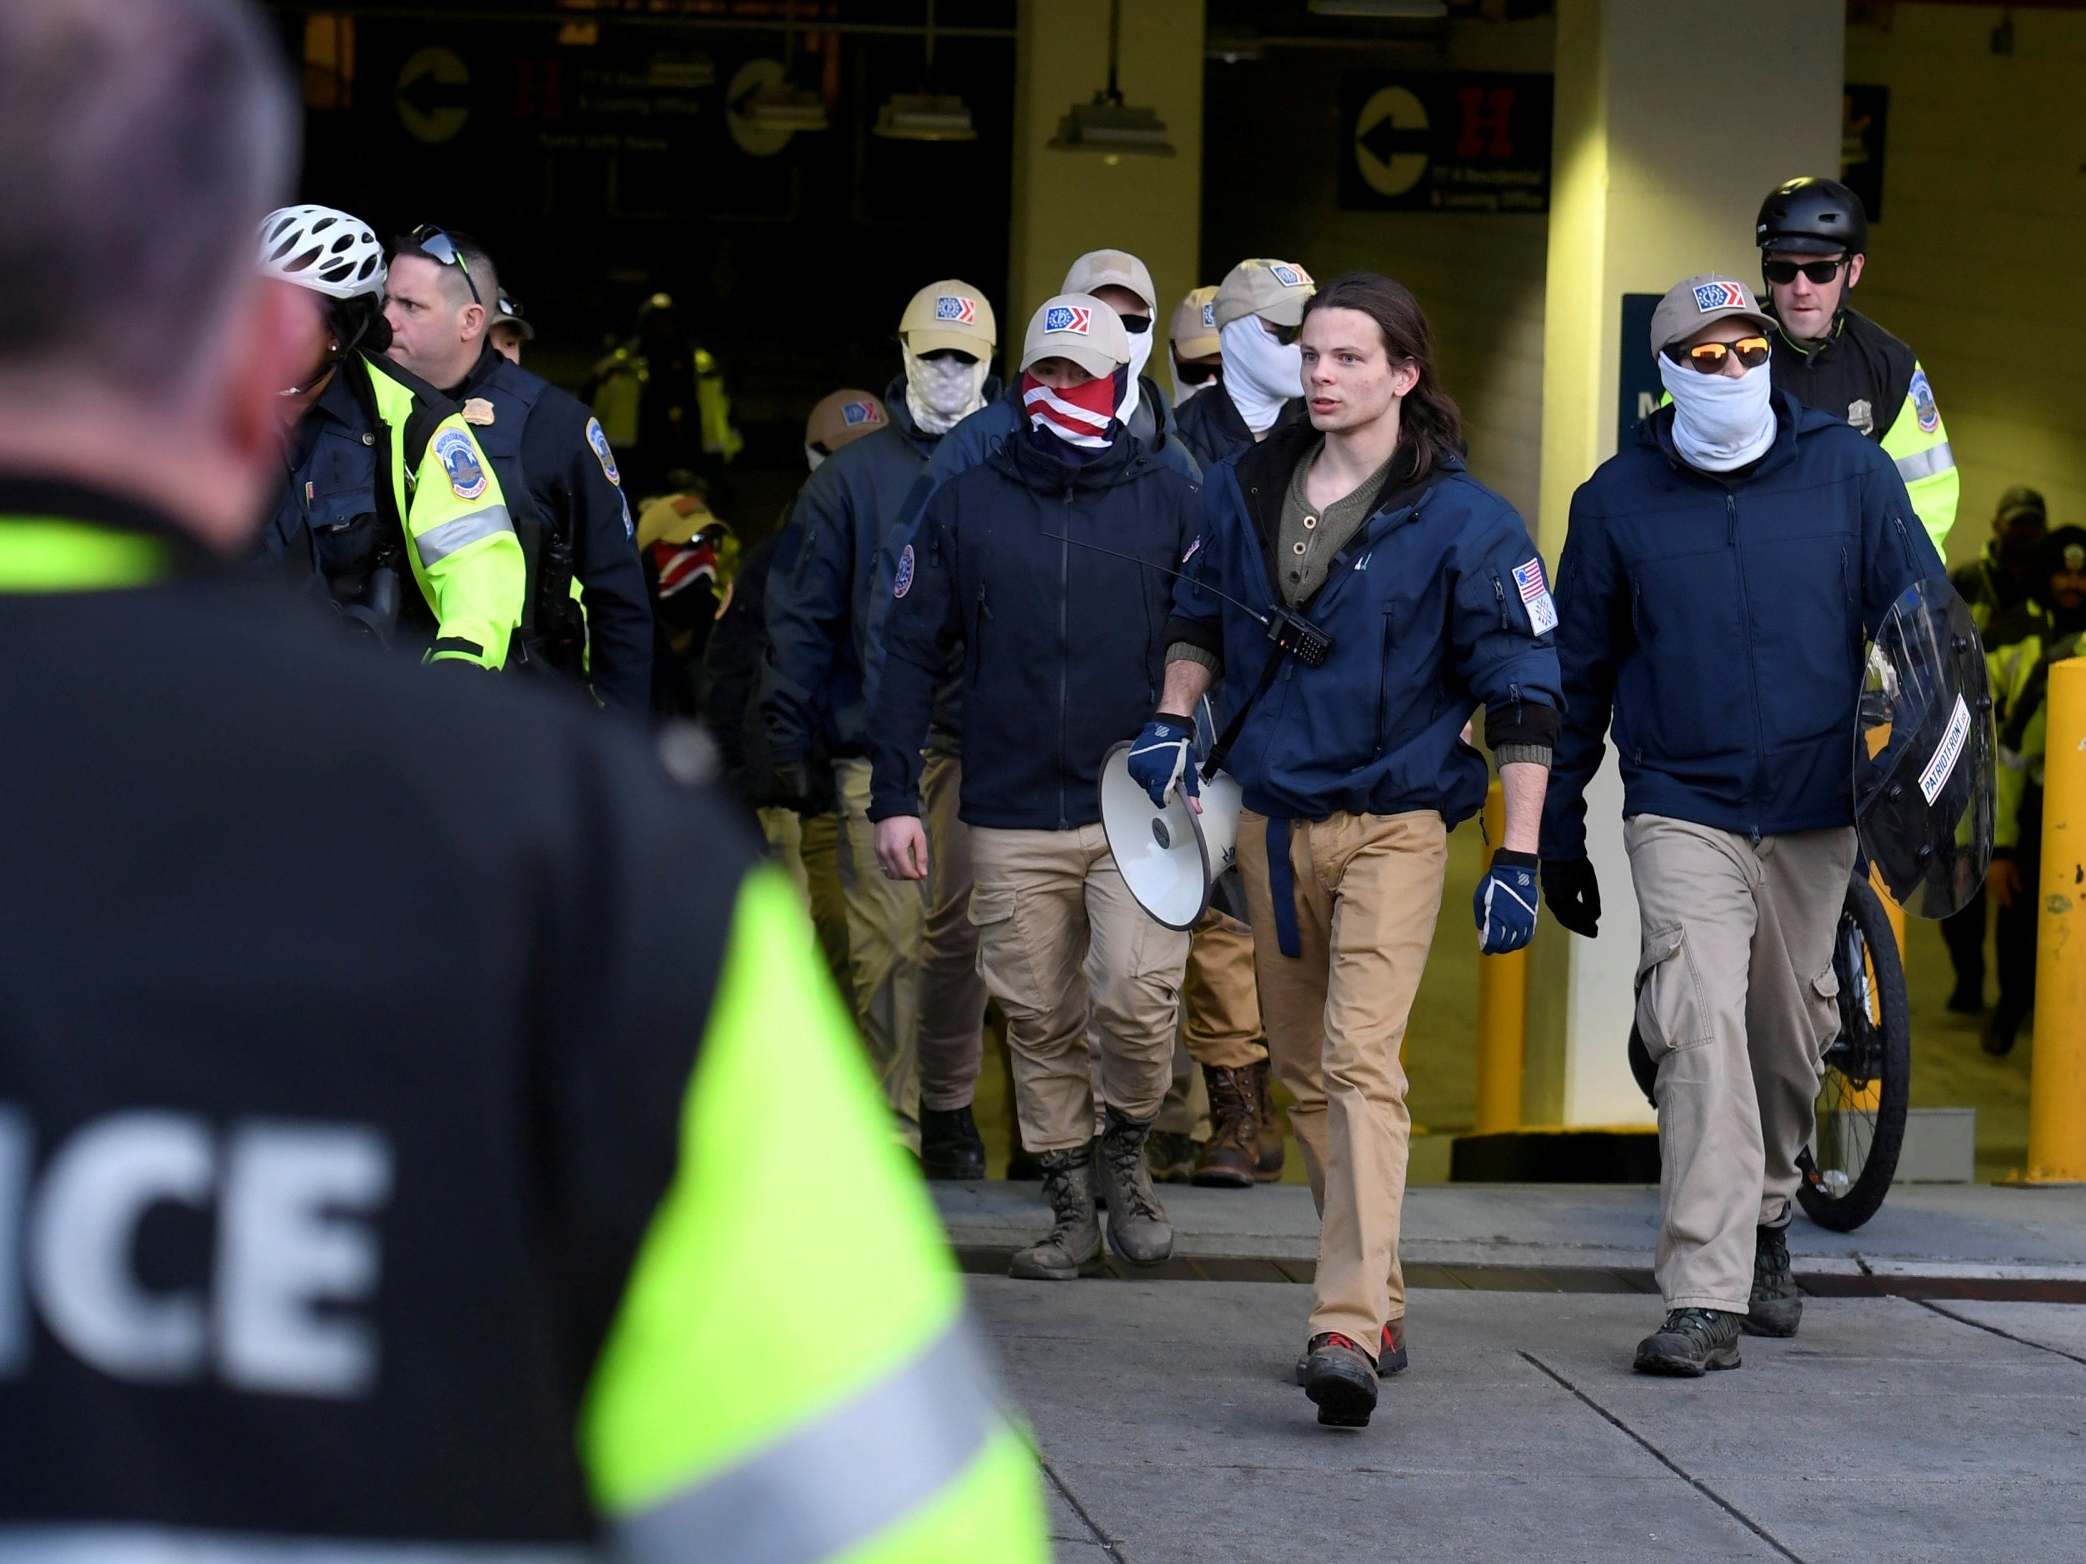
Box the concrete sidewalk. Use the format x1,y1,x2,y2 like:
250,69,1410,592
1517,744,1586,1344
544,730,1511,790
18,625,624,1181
946,1181,2086,1560
982,1278,2086,1563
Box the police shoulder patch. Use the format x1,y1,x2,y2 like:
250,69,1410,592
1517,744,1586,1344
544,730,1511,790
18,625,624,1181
433,426,488,502
1909,369,1940,435
586,416,623,487
893,543,916,599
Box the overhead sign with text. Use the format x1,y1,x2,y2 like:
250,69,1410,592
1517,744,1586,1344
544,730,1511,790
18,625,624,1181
1340,72,1553,215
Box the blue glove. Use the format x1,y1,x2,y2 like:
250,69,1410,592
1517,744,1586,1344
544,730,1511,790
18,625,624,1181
1125,713,1200,808
1475,849,1541,954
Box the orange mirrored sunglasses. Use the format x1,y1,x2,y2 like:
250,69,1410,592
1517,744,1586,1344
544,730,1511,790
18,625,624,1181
1668,336,1771,375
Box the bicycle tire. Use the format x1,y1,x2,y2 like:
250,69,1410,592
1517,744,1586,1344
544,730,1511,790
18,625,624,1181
1795,873,1912,1232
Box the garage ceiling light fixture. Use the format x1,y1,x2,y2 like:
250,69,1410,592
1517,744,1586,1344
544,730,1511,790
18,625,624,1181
1050,0,1176,159
875,0,977,142
745,0,829,133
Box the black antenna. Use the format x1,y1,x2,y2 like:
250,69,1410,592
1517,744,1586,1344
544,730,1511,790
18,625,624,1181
1041,530,1270,628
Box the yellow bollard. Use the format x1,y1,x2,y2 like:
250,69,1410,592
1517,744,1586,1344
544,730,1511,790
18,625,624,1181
2024,660,2086,1184
1475,780,1530,1134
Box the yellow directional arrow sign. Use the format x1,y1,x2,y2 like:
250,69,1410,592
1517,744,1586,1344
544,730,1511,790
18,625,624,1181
1353,86,1430,201
397,46,470,145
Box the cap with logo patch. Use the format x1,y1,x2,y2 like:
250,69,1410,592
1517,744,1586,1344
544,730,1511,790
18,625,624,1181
806,388,889,455
1170,285,1220,359
1062,249,1158,317
1650,273,1776,356
1021,293,1130,378
1213,258,1316,330
899,279,997,358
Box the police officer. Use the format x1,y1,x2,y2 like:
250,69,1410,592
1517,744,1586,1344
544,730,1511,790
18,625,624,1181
1139,271,1560,1427
260,205,525,669
488,291,532,365
1952,485,2047,632
1542,274,1945,1377
0,0,1047,1555
588,291,743,502
383,226,654,713
1983,525,2086,1056
761,283,1000,1174
1756,177,1959,556
871,295,1200,1277
1173,257,1315,470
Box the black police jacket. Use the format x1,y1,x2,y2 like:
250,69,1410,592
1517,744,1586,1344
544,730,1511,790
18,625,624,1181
867,428,1199,830
451,343,653,714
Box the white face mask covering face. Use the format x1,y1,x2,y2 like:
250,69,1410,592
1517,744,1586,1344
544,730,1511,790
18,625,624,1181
902,346,989,435
805,445,826,473
1115,318,1155,428
1219,315,1303,435
1658,352,1776,473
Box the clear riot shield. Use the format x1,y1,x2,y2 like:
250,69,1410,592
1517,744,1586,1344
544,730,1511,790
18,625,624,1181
1854,579,1995,919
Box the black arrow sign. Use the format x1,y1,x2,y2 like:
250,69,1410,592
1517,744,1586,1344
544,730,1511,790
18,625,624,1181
1357,112,1429,166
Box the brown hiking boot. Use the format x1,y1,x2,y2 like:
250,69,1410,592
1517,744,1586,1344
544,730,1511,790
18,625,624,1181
1251,1057,1285,1181
1191,1065,1258,1187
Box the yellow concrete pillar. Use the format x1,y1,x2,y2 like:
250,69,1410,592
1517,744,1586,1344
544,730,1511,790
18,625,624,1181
1476,780,1530,1134
2024,659,2086,1184
1523,0,1845,1126
1008,0,1203,377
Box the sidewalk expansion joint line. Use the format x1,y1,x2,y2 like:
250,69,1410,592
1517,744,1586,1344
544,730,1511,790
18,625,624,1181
1914,1298,2086,1368
1041,1455,1130,1560
1518,1352,1807,1564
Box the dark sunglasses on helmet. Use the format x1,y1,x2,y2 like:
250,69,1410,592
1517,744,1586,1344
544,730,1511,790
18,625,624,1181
1663,335,1772,375
1763,256,1850,287
408,224,481,307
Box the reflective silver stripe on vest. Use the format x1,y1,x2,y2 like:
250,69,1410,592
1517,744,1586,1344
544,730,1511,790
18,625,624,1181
416,504,514,565
612,1317,1003,1564
0,1527,593,1562
1895,441,1955,483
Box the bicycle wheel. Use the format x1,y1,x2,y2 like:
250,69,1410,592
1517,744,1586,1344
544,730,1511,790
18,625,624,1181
1795,873,1911,1231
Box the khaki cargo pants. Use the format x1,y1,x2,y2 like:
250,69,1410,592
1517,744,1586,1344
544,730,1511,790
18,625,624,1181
834,757,924,1140
1238,807,1447,1351
918,752,988,1112
1158,907,1266,1140
969,824,1191,1153
1626,814,1858,1313
759,806,850,999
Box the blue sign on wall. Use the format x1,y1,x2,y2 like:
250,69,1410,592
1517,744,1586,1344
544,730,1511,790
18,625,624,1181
1618,292,1662,445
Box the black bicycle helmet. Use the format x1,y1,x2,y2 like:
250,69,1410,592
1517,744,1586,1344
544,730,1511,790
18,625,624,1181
1755,176,1869,257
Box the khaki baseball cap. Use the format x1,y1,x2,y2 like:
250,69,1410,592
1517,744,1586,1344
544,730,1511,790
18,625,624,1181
898,279,997,357
805,388,888,453
1650,274,1775,356
1213,258,1315,330
1021,294,1130,378
1062,249,1158,315
491,292,534,340
1170,286,1220,359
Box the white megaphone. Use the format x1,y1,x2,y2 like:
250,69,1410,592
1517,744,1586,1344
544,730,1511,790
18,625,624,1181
1098,740,1243,929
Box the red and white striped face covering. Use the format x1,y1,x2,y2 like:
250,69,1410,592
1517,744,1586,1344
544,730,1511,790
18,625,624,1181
1021,370,1119,449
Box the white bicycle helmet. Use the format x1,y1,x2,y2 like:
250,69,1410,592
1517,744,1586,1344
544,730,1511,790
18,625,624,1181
258,204,386,299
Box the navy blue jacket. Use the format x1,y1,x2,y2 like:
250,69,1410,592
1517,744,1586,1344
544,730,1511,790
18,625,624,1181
868,429,1200,830
452,345,653,714
1169,423,1562,824
1540,393,1947,858
757,380,959,762
1173,388,1306,473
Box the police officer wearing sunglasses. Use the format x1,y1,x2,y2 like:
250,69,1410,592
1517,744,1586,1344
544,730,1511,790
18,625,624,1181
383,225,654,713
1756,176,1959,556
1541,274,1947,1378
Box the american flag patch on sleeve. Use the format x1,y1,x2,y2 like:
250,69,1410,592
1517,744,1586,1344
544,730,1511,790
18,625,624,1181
1511,557,1558,636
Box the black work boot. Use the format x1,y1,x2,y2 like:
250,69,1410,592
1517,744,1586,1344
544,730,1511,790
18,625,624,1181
1145,1130,1201,1184
1744,1223,1802,1338
1303,1333,1379,1427
1296,1316,1408,1386
1252,1058,1286,1182
1982,1000,2028,1058
919,1105,986,1181
1007,1148,1104,1280
1093,1107,1173,1265
1191,1065,1259,1188
1633,1308,1743,1376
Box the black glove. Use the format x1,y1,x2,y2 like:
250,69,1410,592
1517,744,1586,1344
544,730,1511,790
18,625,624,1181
1542,855,1602,939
